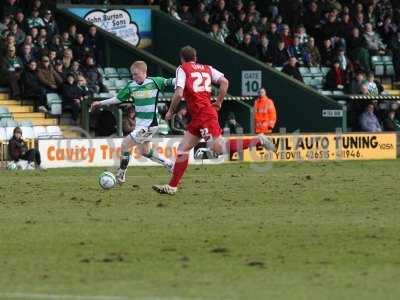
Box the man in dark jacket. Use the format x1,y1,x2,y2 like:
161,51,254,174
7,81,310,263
21,59,47,112
282,56,304,82
8,127,42,168
82,56,107,94
61,73,87,122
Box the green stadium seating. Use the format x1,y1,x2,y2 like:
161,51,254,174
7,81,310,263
0,107,12,119
46,93,62,116
310,67,323,77
117,68,131,79
321,67,330,76
386,64,395,77
371,56,383,67
114,79,128,90
97,67,105,76
103,79,117,90
104,67,119,79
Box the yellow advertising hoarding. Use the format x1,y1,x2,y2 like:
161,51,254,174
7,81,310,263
231,133,397,162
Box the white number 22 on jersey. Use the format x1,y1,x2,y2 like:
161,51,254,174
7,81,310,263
191,72,212,93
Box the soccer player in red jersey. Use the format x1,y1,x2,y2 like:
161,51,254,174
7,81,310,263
152,46,275,195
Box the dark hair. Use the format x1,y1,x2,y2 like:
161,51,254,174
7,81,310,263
180,46,197,62
13,127,22,135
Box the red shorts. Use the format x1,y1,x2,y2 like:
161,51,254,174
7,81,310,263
187,113,222,141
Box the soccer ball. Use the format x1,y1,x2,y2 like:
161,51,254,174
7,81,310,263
98,171,116,190
7,161,17,170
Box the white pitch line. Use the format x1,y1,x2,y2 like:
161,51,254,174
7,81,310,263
0,293,129,300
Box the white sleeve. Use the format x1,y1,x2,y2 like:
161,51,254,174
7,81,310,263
100,97,121,106
175,66,186,89
210,66,224,83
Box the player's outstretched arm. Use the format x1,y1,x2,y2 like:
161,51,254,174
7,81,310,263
213,76,229,111
166,87,183,120
90,97,122,111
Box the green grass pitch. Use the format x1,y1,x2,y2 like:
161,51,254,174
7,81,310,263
1,161,400,300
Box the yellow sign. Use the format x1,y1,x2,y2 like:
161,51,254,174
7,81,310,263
231,133,397,162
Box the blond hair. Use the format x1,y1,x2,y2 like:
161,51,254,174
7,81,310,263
131,61,147,72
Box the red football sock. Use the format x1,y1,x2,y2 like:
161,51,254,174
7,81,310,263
228,138,261,156
169,154,189,188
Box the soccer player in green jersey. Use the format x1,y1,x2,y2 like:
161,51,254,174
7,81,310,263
90,61,174,184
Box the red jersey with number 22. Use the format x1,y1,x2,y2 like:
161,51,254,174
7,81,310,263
176,62,224,139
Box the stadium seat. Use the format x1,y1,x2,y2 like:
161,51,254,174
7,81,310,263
0,127,6,140
21,126,35,139
321,90,332,96
321,67,330,75
371,56,383,67
103,79,116,90
299,67,310,76
97,67,105,76
46,126,63,138
104,67,119,79
5,119,18,127
0,107,12,119
46,93,62,115
311,77,323,89
18,120,33,127
6,127,15,139
33,126,48,139
275,67,283,72
381,56,393,64
386,64,395,77
117,68,131,79
333,90,345,95
303,77,312,85
114,79,127,90
310,67,323,77
374,64,385,77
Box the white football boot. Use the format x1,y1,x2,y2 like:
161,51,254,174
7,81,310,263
115,168,127,184
152,184,177,195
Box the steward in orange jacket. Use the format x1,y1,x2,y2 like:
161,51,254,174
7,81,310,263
254,88,277,134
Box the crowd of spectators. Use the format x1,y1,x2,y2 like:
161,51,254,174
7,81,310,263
165,0,400,96
0,0,106,123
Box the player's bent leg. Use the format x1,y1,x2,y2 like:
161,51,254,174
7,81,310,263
141,141,174,173
116,135,136,184
153,131,201,195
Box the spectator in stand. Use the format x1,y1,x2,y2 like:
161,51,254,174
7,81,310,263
29,27,39,44
257,16,269,36
335,47,352,74
288,36,304,63
280,24,292,48
321,11,340,41
383,110,400,132
0,45,23,99
389,31,400,80
347,27,371,72
8,127,42,169
122,107,136,136
225,26,243,48
353,11,365,32
324,61,346,91
239,33,257,57
303,1,322,38
223,111,243,134
61,31,72,50
2,0,20,19
19,43,35,66
379,16,398,45
86,25,102,64
303,37,321,67
294,25,309,45
73,33,91,63
54,59,66,82
321,39,335,67
171,104,188,135
366,73,381,96
257,34,273,64
48,35,63,58
62,48,73,69
197,12,211,33
179,2,194,25
347,71,365,94
37,55,63,93
254,87,276,134
82,55,107,94
61,73,84,123
21,59,47,112
359,103,382,132
26,10,44,30
42,10,59,37
282,56,303,82
69,60,83,79
364,23,386,55
0,15,12,34
209,22,225,43
14,11,28,34
9,21,25,45
267,22,280,50
272,40,290,67
48,50,57,66
68,24,77,40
